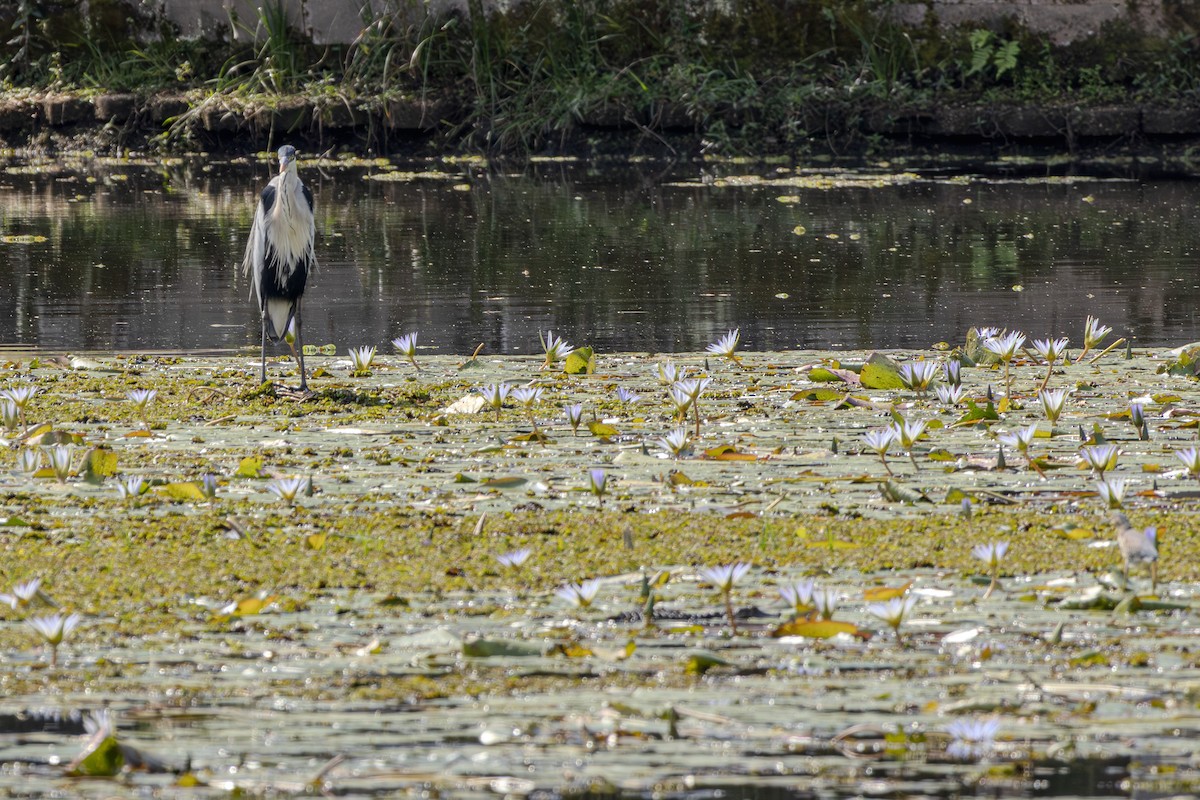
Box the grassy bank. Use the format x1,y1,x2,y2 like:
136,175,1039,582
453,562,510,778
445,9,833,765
2,1,1199,154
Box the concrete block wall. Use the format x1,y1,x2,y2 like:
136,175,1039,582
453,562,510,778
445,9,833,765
159,1,1168,46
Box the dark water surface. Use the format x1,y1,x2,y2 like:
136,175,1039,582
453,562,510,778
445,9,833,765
1,154,1198,355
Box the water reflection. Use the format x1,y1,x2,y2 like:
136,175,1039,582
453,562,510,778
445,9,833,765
1,155,1198,354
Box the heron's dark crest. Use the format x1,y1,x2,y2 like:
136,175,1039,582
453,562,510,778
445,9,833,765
241,144,316,393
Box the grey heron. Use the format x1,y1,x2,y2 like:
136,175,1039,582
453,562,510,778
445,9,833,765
241,144,315,392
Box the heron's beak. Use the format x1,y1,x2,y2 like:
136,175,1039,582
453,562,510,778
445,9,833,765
279,154,293,174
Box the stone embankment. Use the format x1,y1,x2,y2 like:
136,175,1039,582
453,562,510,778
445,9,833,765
4,91,1200,154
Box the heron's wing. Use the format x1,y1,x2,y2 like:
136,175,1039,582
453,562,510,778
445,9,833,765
301,183,313,213
300,181,317,271
240,184,278,302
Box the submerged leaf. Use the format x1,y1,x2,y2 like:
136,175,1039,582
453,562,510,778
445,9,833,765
772,618,860,639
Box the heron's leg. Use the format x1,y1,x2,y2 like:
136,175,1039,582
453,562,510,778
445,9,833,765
295,298,308,392
260,308,268,386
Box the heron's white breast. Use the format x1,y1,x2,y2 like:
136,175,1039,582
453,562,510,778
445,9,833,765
268,174,313,284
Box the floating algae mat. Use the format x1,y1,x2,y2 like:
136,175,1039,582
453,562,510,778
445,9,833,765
4,340,1200,797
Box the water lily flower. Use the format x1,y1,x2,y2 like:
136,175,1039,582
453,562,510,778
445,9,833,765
1079,444,1120,476
863,428,897,476
972,541,1009,598
348,345,376,377
867,594,917,646
1079,315,1113,360
890,417,928,470
1096,477,1127,509
673,377,713,436
945,717,1001,761
0,386,37,429
510,386,545,432
1039,388,1069,425
898,361,939,396
1112,511,1158,591
657,360,687,385
116,476,145,503
699,562,751,634
974,327,1001,340
0,578,42,610
616,387,640,404
668,385,693,422
944,359,962,387
476,383,511,421
44,445,73,483
496,547,532,569
1129,402,1148,440
392,332,419,370
126,389,157,430
586,468,607,507
266,476,311,506
201,474,219,498
1176,446,1200,480
778,579,816,615
935,384,965,407
961,497,973,519
997,424,1038,469
705,328,743,368
1031,336,1069,391
16,449,39,473
983,331,1025,398
26,612,82,667
813,587,839,621
564,403,584,436
539,331,574,370
1,399,18,432
658,427,691,459
555,579,602,609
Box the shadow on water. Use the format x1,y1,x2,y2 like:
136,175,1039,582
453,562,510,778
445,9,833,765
2,154,1200,354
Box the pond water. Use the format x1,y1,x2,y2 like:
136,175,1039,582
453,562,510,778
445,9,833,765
1,154,1199,356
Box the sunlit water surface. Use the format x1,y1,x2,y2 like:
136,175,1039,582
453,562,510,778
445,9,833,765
1,154,1199,355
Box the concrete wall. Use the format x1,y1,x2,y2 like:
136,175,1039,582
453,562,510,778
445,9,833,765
159,0,1170,46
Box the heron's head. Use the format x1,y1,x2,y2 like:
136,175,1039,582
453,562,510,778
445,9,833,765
277,145,297,174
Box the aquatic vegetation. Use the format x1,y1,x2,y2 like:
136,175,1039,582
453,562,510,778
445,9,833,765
779,579,815,615
16,448,39,473
126,389,157,430
265,476,311,506
1079,315,1113,361
496,547,532,570
0,578,42,610
563,403,584,435
392,333,420,370
1038,388,1068,425
585,468,607,508
945,717,1001,761
944,359,962,387
477,383,511,421
0,399,17,432
983,331,1025,399
673,377,712,437
813,587,839,621
116,476,146,504
25,612,82,667
1096,477,1127,510
1030,337,1068,391
706,328,743,369
698,562,751,634
555,579,602,609
863,428,897,476
348,346,377,377
201,474,219,498
44,445,73,483
1129,402,1149,441
997,424,1038,470
616,387,640,405
539,331,573,371
1080,444,1120,477
972,540,1009,599
898,361,939,396
890,417,928,471
935,384,965,407
1176,447,1200,480
657,427,691,459
867,594,916,646
657,360,686,385
510,386,545,432
0,385,37,429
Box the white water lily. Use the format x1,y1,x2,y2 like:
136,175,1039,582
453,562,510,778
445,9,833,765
863,428,897,475
1080,315,1112,360
266,476,311,506
116,476,146,503
657,427,691,459
984,331,1025,397
935,384,965,406
26,612,82,666
705,328,742,367
867,595,917,645
564,403,584,435
392,332,419,370
44,445,73,483
699,562,751,634
585,468,607,507
898,361,939,395
1039,388,1069,424
126,389,157,429
945,717,1001,761
1079,444,1120,476
657,360,687,385
348,345,376,375
1096,477,1127,509
778,579,816,614
539,331,574,370
496,547,532,569
972,541,1009,599
477,383,511,420
0,578,42,610
1176,446,1200,479
16,449,39,473
555,579,602,609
